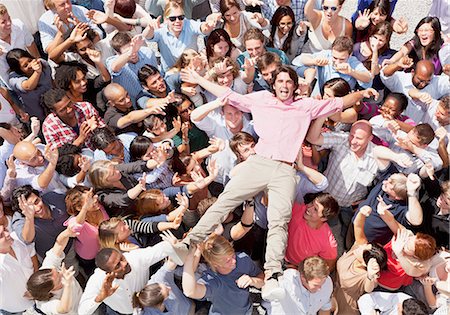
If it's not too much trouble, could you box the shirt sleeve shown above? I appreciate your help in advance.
[38,300,61,315]
[350,57,373,89]
[298,97,344,121]
[41,249,64,269]
[8,75,27,92]
[295,172,328,203]
[319,230,338,260]
[11,212,30,243]
[317,132,348,150]
[78,273,103,314]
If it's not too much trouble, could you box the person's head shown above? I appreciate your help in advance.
[138,65,167,96]
[379,92,408,120]
[220,0,241,25]
[229,131,256,162]
[89,160,122,188]
[98,217,132,250]
[65,185,101,216]
[42,88,76,122]
[321,77,351,99]
[6,48,37,77]
[129,136,154,162]
[298,256,330,293]
[321,0,345,21]
[331,36,353,66]
[403,232,436,260]
[271,65,299,102]
[303,193,339,223]
[201,234,236,274]
[399,298,429,315]
[25,268,61,301]
[368,21,392,54]
[90,127,124,156]
[136,189,172,217]
[143,115,168,135]
[164,0,185,34]
[111,32,140,63]
[171,49,203,72]
[0,122,22,145]
[367,0,391,25]
[270,6,296,53]
[13,141,45,167]
[243,28,266,59]
[11,185,47,219]
[176,94,194,122]
[435,95,450,127]
[95,247,132,279]
[362,243,388,270]
[348,120,373,156]
[0,225,13,254]
[382,173,408,200]
[212,57,240,87]
[133,283,170,309]
[412,60,435,89]
[407,123,435,148]
[221,103,244,132]
[103,83,133,112]
[63,28,98,58]
[51,0,72,20]
[0,4,12,37]
[197,197,217,217]
[114,0,137,18]
[437,180,450,213]
[54,61,88,95]
[257,52,282,85]
[414,16,442,50]
[206,28,234,61]
[56,143,83,177]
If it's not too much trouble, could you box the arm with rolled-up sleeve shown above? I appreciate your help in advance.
[302,97,344,121]
[219,89,271,113]
[380,69,403,92]
[78,272,103,315]
[316,132,348,151]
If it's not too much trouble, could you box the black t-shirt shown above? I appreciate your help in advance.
[104,106,144,135]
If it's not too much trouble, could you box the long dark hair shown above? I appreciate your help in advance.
[206,28,234,61]
[411,16,443,60]
[368,0,392,22]
[363,21,393,69]
[6,48,35,76]
[268,6,296,55]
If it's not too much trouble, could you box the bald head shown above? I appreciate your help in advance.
[13,141,44,167]
[351,120,373,135]
[349,120,373,156]
[103,83,132,111]
[415,60,435,77]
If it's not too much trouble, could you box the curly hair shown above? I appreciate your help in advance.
[56,143,82,177]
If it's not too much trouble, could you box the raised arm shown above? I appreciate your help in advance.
[405,174,423,226]
[230,200,255,241]
[182,244,207,299]
[37,145,59,190]
[304,0,322,29]
[181,68,229,97]
[306,116,326,146]
[354,206,371,245]
[190,98,226,123]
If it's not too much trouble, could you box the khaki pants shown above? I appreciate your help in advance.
[185,154,298,276]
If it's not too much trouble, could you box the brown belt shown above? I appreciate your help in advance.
[277,160,296,167]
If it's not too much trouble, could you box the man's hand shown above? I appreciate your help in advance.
[361,88,379,100]
[359,205,372,217]
[69,23,89,43]
[176,192,189,209]
[435,127,448,142]
[6,154,16,179]
[236,274,254,289]
[406,173,421,195]
[208,137,225,152]
[335,62,352,75]
[394,152,413,168]
[180,68,201,85]
[376,195,392,216]
[30,117,41,136]
[86,10,109,24]
[395,137,415,152]
[96,272,119,302]
[366,258,381,280]
[206,158,219,179]
[61,263,75,287]
[417,92,433,105]
[53,15,65,34]
[44,144,59,165]
[78,155,91,173]
[172,116,182,132]
[314,58,329,66]
[392,17,408,34]
[19,194,35,219]
[86,48,102,64]
[397,56,414,69]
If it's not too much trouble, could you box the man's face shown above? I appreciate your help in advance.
[245,39,265,59]
[52,0,72,20]
[21,146,45,167]
[301,275,327,293]
[435,102,450,126]
[25,193,47,218]
[109,87,133,112]
[236,142,255,161]
[216,70,234,87]
[103,140,124,157]
[53,95,76,123]
[261,63,279,84]
[412,70,432,89]
[304,199,326,223]
[145,73,166,95]
[331,49,350,68]
[407,129,424,148]
[348,126,372,156]
[273,72,295,102]
[0,225,13,254]
[106,250,132,279]
[222,104,243,131]
[0,13,12,35]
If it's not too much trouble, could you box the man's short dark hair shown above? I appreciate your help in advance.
[138,64,160,86]
[111,32,132,53]
[402,298,428,315]
[332,36,354,54]
[11,185,40,214]
[54,61,88,91]
[41,88,67,113]
[363,243,388,270]
[304,192,339,221]
[414,123,435,145]
[270,65,299,94]
[96,247,119,272]
[56,144,82,177]
[90,127,118,150]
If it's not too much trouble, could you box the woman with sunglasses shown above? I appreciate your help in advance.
[144,1,221,73]
[267,6,306,63]
[304,0,352,53]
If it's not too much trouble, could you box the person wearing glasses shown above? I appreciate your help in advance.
[303,0,352,53]
[143,0,221,73]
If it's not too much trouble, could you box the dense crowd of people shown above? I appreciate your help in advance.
[0,0,449,314]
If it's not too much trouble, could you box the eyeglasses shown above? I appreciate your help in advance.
[279,22,293,28]
[168,15,185,22]
[323,5,338,11]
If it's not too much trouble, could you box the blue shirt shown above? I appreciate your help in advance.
[150,19,203,72]
[311,50,373,89]
[106,47,157,106]
[199,252,261,315]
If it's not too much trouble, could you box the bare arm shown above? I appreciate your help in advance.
[405,174,423,226]
[306,116,326,146]
[182,245,207,299]
[354,206,371,245]
[304,0,321,29]
[190,98,224,123]
[230,201,254,241]
[181,68,229,97]
[37,145,59,190]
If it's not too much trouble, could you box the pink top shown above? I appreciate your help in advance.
[221,89,344,163]
[65,207,109,260]
[285,203,337,265]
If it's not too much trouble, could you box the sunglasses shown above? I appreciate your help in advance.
[168,15,185,22]
[323,5,338,11]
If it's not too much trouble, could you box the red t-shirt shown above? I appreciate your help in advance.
[285,203,337,265]
[378,241,413,290]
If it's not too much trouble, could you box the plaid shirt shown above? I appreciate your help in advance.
[43,101,105,150]
[318,132,379,207]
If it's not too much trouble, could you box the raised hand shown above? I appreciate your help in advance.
[61,263,75,287]
[44,144,59,165]
[96,271,119,302]
[160,230,179,245]
[54,15,65,34]
[86,48,102,64]
[138,172,147,190]
[151,146,168,166]
[406,173,421,195]
[30,59,42,73]
[366,258,380,280]
[419,276,437,287]
[119,242,139,252]
[418,92,433,105]
[392,228,409,256]
[359,205,372,217]
[385,120,400,134]
[208,137,225,152]
[361,88,379,100]
[214,59,234,76]
[181,122,189,141]
[30,117,40,136]
[172,116,182,132]
[335,62,352,75]
[206,158,219,179]
[176,192,189,209]
[236,274,253,289]
[395,137,414,152]
[392,17,408,34]
[6,154,16,179]
[172,172,182,186]
[164,90,177,105]
[376,195,392,216]
[19,194,35,219]
[86,10,108,24]
[81,188,97,211]
[129,34,145,56]
[180,68,201,85]
[395,152,413,168]
[357,9,371,29]
[397,56,414,69]
[423,159,435,180]
[250,12,265,25]
[69,23,89,43]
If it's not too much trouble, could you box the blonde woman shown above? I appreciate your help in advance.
[182,234,264,315]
